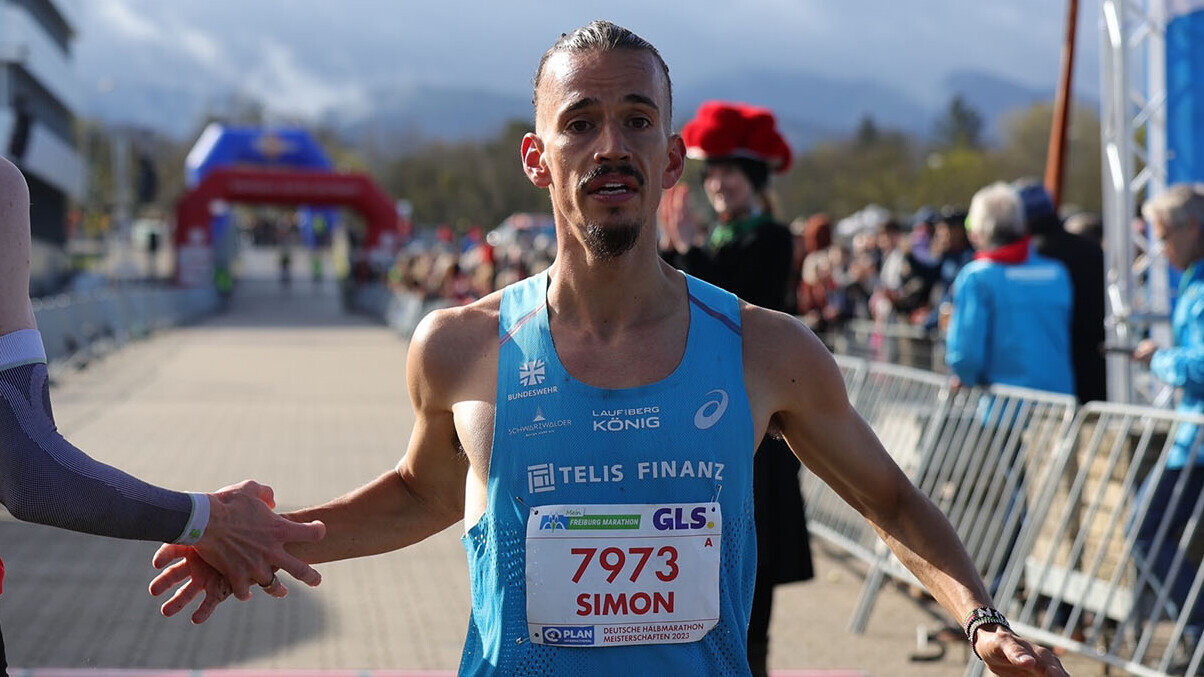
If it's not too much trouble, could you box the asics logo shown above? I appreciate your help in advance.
[693,389,729,430]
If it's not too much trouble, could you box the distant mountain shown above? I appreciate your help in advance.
[81,67,1064,152]
[333,84,533,152]
[675,69,933,150]
[941,70,1052,118]
[83,84,215,140]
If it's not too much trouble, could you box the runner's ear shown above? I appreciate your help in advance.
[662,135,686,190]
[522,134,551,189]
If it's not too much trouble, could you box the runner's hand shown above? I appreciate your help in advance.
[190,480,324,601]
[149,545,234,623]
[975,627,1070,676]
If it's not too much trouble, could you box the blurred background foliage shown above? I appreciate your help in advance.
[77,95,1102,234]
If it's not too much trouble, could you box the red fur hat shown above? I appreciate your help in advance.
[681,101,792,173]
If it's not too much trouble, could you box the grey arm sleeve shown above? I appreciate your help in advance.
[0,361,197,543]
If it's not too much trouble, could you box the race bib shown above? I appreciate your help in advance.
[525,502,722,647]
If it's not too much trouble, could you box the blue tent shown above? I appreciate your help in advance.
[183,123,340,253]
[1167,3,1204,184]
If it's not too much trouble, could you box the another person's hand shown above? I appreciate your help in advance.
[658,183,702,254]
[155,480,325,603]
[1132,339,1159,366]
[975,626,1070,676]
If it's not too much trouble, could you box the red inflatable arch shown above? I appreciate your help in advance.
[174,167,404,285]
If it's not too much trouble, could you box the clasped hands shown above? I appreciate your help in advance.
[148,480,325,624]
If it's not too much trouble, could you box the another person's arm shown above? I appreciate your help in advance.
[745,305,1067,675]
[658,184,718,280]
[0,155,324,602]
[1136,295,1204,395]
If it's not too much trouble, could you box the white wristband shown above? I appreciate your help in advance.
[175,493,211,545]
[0,329,47,370]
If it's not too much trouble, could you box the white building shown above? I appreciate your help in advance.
[1,0,84,295]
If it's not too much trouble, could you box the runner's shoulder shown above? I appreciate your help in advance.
[408,291,501,386]
[739,302,843,398]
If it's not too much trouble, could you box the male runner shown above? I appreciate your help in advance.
[153,21,1068,676]
[0,153,325,656]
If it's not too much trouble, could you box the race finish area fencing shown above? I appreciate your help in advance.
[32,285,219,370]
[815,356,1204,677]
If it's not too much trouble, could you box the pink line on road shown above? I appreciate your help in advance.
[11,672,452,677]
[18,664,866,669]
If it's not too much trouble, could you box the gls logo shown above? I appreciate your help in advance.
[519,359,546,387]
[653,506,712,530]
[694,389,729,429]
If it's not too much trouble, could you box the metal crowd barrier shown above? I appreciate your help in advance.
[820,358,1204,677]
[31,285,219,369]
[812,358,1077,635]
[807,358,948,570]
[991,402,1204,677]
[822,319,945,373]
[834,354,868,411]
[914,382,1076,609]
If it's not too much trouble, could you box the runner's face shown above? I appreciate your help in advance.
[525,49,684,260]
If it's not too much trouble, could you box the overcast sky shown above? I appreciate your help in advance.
[74,0,1104,123]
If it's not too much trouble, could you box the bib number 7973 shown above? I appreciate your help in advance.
[570,545,679,584]
[525,502,722,647]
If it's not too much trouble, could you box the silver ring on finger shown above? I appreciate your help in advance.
[259,573,278,589]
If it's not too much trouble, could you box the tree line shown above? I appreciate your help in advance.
[77,95,1103,238]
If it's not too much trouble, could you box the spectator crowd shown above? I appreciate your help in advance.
[383,187,1105,352]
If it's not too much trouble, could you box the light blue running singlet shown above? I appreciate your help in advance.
[459,270,758,676]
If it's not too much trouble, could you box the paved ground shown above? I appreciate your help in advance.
[0,258,1103,676]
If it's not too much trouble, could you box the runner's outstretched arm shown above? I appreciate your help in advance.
[151,306,472,621]
[745,304,1068,677]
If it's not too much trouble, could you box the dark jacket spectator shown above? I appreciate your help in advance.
[659,100,812,677]
[1015,181,1107,403]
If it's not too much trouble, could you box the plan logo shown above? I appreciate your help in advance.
[519,359,546,387]
[527,462,556,494]
[694,389,729,430]
[542,625,593,645]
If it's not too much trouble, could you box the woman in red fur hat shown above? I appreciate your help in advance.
[660,101,813,677]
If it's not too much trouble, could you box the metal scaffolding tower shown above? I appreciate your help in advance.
[1100,0,1173,405]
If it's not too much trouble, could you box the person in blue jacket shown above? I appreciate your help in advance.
[945,181,1075,397]
[1132,183,1204,638]
[943,181,1074,597]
